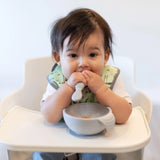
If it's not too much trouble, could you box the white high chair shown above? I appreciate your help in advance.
[0,56,152,160]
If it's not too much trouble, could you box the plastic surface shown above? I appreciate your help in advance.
[0,106,150,153]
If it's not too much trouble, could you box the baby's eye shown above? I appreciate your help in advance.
[89,53,97,57]
[69,54,77,58]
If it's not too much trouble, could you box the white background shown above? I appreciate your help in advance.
[0,0,160,104]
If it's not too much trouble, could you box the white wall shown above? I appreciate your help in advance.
[0,0,160,104]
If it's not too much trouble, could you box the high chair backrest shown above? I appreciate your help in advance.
[108,55,135,94]
[0,56,152,123]
[0,56,54,120]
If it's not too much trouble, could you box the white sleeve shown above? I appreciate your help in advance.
[41,83,56,102]
[112,76,132,104]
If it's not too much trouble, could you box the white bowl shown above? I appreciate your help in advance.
[63,103,115,135]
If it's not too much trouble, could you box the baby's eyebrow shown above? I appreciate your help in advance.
[66,47,78,52]
[87,46,101,51]
[66,48,75,52]
[66,46,101,52]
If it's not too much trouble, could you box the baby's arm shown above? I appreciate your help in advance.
[41,72,86,123]
[41,83,73,123]
[82,70,132,124]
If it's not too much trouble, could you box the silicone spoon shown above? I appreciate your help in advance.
[72,82,85,102]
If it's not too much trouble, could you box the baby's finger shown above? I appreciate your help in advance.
[75,72,87,86]
[82,70,90,81]
[80,78,87,86]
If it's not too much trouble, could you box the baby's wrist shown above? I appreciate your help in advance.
[95,84,109,96]
[64,82,75,92]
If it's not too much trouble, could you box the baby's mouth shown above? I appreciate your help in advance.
[77,68,91,72]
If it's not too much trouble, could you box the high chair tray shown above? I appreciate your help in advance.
[0,106,150,153]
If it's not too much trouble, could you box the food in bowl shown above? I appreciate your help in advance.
[82,116,91,119]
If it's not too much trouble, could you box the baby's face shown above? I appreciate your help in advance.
[59,28,109,79]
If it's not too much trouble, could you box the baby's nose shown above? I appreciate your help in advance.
[79,57,88,67]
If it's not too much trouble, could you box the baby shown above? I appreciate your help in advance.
[41,8,132,124]
[35,8,132,160]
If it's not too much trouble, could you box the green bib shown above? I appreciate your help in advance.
[47,64,120,105]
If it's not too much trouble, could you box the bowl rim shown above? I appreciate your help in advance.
[63,103,112,121]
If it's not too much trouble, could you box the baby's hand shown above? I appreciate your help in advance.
[82,70,105,94]
[67,72,86,90]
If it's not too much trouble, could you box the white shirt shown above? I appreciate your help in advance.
[41,76,132,104]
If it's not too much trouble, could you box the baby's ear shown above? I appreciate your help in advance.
[53,52,60,64]
[104,50,110,64]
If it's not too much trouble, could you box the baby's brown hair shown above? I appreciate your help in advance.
[50,8,113,57]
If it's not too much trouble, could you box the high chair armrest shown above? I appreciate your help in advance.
[0,88,24,121]
[132,88,152,123]
[0,86,41,121]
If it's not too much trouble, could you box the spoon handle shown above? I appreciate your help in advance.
[72,82,85,102]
